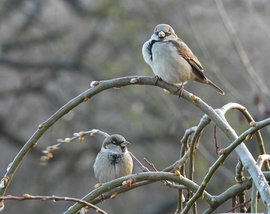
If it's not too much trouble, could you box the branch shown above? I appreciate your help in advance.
[181,101,270,212]
[220,102,269,170]
[251,154,270,212]
[0,194,106,214]
[40,129,109,164]
[204,172,270,213]
[64,171,212,214]
[1,75,270,213]
[0,76,177,197]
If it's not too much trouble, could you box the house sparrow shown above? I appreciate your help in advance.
[142,24,225,95]
[93,134,133,183]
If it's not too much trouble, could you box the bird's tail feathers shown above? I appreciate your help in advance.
[207,80,225,95]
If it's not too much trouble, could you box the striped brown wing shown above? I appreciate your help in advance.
[171,40,206,81]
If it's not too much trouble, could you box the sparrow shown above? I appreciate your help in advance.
[142,24,225,96]
[93,134,133,183]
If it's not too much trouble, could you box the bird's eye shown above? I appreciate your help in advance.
[165,32,171,36]
[111,140,124,146]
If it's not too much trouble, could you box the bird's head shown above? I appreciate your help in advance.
[152,24,177,41]
[102,134,130,153]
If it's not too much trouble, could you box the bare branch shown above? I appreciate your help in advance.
[65,171,212,214]
[0,194,107,214]
[1,76,270,213]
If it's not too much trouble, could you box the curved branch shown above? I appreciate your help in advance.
[65,171,212,214]
[204,172,270,213]
[182,101,270,212]
[1,75,270,213]
[0,76,177,197]
[221,102,269,170]
[0,194,106,214]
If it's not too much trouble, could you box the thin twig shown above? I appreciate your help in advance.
[129,152,149,172]
[226,199,251,213]
[0,194,107,214]
[40,129,109,164]
[142,157,185,189]
[144,158,158,171]
[214,125,219,155]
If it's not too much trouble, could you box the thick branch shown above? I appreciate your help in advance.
[65,171,212,214]
[1,76,270,213]
[0,76,176,197]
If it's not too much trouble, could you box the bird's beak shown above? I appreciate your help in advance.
[158,31,166,38]
[121,141,130,147]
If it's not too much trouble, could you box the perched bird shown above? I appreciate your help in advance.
[93,134,133,183]
[142,24,225,96]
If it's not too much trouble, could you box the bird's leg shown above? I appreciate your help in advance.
[154,75,162,85]
[174,83,184,98]
[99,194,105,203]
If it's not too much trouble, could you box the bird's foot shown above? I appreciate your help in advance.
[154,75,162,85]
[174,84,184,98]
[99,194,106,203]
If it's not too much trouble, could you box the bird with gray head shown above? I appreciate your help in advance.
[142,24,225,96]
[93,134,133,183]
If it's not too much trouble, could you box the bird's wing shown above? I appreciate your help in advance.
[171,40,206,80]
[142,40,157,67]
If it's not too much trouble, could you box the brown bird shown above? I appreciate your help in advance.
[142,24,225,96]
[93,134,133,183]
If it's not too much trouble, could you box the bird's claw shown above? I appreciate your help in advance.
[154,75,162,85]
[174,84,184,98]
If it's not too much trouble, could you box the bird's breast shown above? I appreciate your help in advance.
[93,150,133,183]
[108,153,123,165]
[151,41,195,84]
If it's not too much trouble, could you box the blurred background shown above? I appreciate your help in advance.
[0,0,270,213]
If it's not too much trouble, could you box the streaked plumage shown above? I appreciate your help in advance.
[142,24,225,95]
[93,134,133,183]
